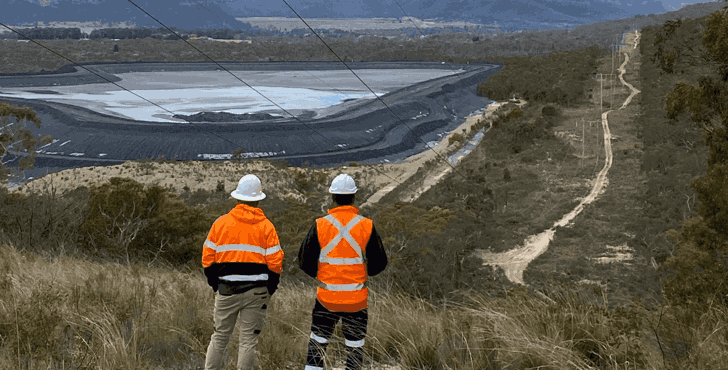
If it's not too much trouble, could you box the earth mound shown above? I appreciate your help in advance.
[173,111,277,122]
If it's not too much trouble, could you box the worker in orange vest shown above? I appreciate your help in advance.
[298,174,388,370]
[202,174,284,370]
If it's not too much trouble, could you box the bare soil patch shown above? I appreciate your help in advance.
[522,31,662,300]
[473,31,649,289]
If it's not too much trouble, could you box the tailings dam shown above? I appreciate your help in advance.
[0,61,501,178]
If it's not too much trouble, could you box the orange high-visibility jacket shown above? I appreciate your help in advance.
[315,206,374,312]
[202,204,283,293]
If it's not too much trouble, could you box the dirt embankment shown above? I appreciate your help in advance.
[361,100,518,207]
[9,98,509,210]
[1,62,501,174]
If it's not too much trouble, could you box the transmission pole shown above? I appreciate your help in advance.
[612,37,615,76]
[600,72,603,113]
[582,118,585,166]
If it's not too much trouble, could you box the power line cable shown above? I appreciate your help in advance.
[188,0,360,100]
[0,22,249,154]
[127,0,335,152]
[192,2,364,104]
[388,0,607,224]
[126,0,406,186]
[389,0,537,211]
[280,0,475,186]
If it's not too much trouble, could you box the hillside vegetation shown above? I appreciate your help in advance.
[2,4,728,369]
[1,1,725,75]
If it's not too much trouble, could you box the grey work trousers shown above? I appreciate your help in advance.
[205,286,270,370]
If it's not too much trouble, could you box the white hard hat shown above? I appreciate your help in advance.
[329,174,358,194]
[230,174,266,201]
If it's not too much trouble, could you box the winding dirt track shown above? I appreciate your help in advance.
[476,30,642,285]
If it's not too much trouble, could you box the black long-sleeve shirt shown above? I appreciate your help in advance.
[298,222,388,279]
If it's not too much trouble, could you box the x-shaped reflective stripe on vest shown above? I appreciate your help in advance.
[319,215,365,265]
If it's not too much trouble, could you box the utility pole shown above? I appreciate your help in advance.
[612,37,615,76]
[582,118,585,166]
[589,119,602,169]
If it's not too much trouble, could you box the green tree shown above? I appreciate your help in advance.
[659,5,728,306]
[0,102,52,183]
[81,177,159,265]
[81,177,213,266]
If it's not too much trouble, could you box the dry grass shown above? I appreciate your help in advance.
[10,159,388,206]
[523,31,662,302]
[3,30,727,370]
[2,243,727,369]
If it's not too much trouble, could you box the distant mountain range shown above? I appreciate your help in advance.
[1,0,250,30]
[0,0,716,31]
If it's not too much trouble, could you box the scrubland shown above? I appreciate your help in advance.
[2,8,728,369]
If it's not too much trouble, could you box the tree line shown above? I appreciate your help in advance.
[647,5,728,308]
[476,46,603,106]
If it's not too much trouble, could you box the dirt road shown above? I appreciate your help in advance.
[361,101,509,207]
[476,30,642,285]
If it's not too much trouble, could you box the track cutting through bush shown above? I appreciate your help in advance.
[477,30,642,285]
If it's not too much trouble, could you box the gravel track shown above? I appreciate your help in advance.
[476,31,642,285]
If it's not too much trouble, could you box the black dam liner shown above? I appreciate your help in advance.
[0,61,502,171]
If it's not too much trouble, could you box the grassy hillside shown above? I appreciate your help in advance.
[2,243,727,369]
[2,6,728,368]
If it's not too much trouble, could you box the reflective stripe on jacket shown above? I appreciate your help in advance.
[315,206,373,312]
[202,204,283,292]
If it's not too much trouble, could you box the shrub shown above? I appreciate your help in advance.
[80,177,213,265]
[507,106,523,120]
[268,159,289,170]
[542,105,559,117]
[291,170,328,194]
[0,184,87,255]
[448,133,464,146]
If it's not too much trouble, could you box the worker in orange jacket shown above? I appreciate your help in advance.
[298,174,388,370]
[202,174,284,370]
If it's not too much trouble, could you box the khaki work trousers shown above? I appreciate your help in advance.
[205,286,270,370]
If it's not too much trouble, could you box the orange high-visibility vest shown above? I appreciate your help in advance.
[202,204,283,280]
[316,206,373,312]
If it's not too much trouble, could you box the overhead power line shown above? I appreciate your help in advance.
[126,0,405,186]
[280,0,475,187]
[0,22,248,153]
[127,0,335,152]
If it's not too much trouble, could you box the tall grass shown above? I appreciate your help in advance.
[2,243,727,369]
